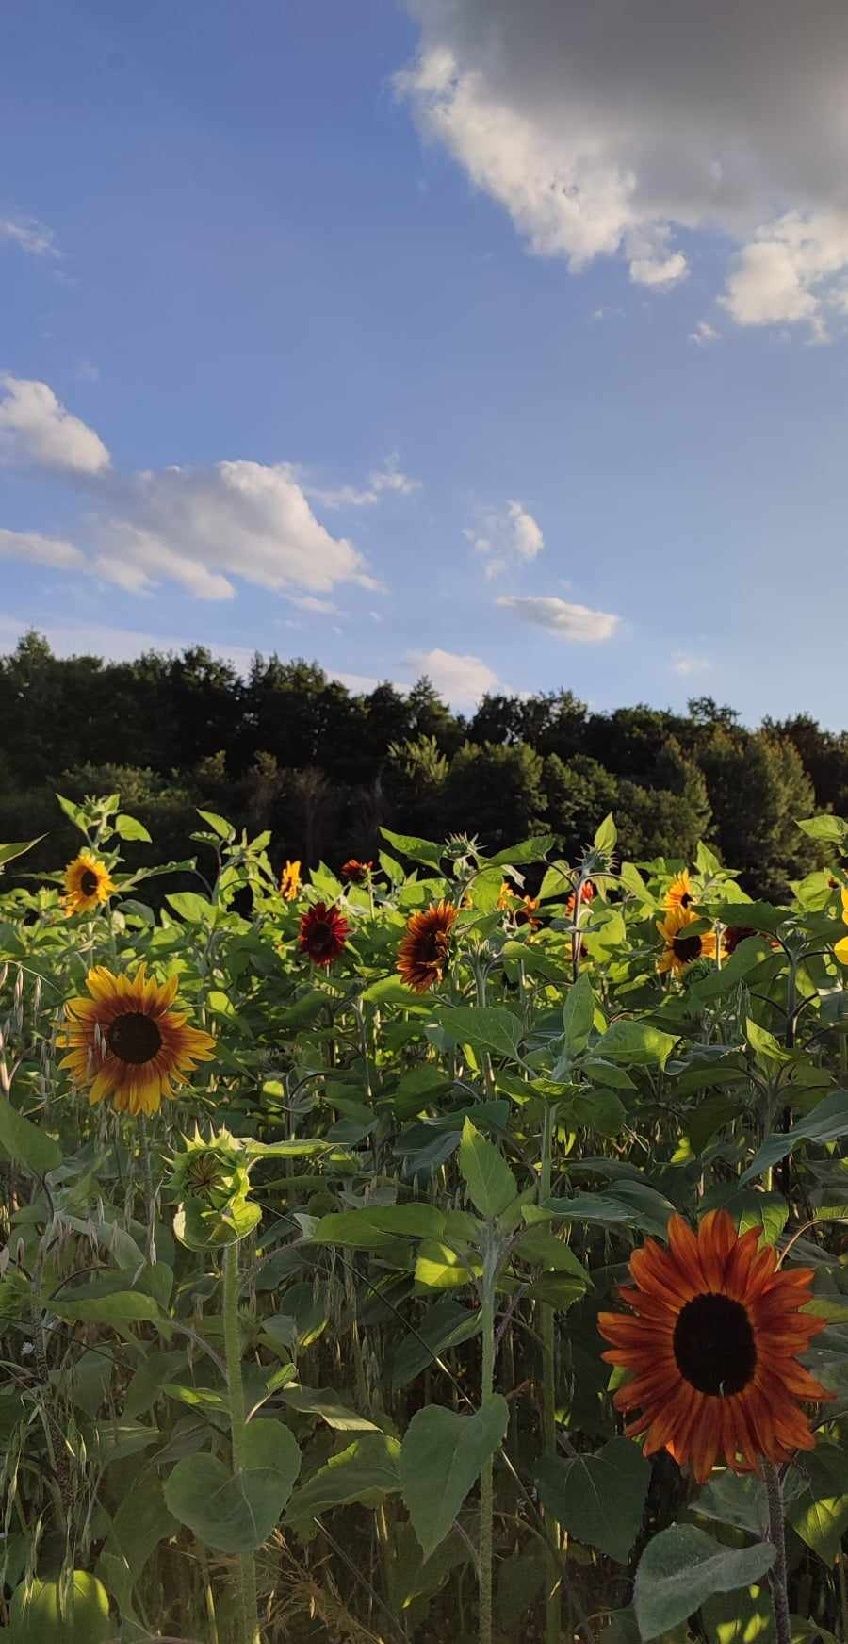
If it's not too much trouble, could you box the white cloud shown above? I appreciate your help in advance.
[309,455,420,508]
[497,594,620,642]
[408,646,498,705]
[0,376,110,474]
[399,1,848,336]
[671,651,711,676]
[289,594,339,615]
[0,527,85,569]
[0,216,56,257]
[466,498,544,579]
[689,320,720,346]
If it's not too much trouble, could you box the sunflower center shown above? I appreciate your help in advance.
[673,1293,757,1396]
[310,920,335,956]
[107,1011,162,1065]
[672,933,702,962]
[80,869,99,896]
[680,891,693,908]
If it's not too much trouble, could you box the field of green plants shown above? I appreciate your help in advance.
[5,792,848,1644]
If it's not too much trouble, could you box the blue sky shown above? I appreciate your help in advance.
[3,0,848,722]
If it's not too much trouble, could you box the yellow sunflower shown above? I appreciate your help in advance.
[59,965,215,1117]
[280,860,302,901]
[61,853,116,916]
[833,888,848,965]
[657,904,717,977]
[665,869,695,912]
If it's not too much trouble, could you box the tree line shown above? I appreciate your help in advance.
[1,631,842,897]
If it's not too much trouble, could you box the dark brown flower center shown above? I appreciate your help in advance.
[672,933,702,962]
[680,891,693,908]
[107,1011,162,1065]
[309,919,336,956]
[725,925,756,955]
[673,1293,757,1395]
[80,869,99,896]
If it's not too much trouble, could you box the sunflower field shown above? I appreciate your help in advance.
[6,795,848,1644]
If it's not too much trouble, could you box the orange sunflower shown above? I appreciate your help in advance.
[59,965,215,1117]
[396,901,458,993]
[657,904,717,976]
[665,869,695,912]
[61,853,116,916]
[280,860,302,901]
[566,879,595,915]
[598,1210,830,1483]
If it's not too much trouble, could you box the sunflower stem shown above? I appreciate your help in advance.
[222,1239,261,1644]
[479,1240,497,1644]
[762,1459,791,1644]
[139,1114,157,1267]
[540,1102,561,1644]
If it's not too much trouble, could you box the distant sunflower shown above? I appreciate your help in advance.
[665,869,695,912]
[61,853,115,917]
[59,965,215,1117]
[514,895,541,930]
[299,901,350,967]
[280,860,302,901]
[598,1209,830,1483]
[497,879,515,911]
[657,904,717,976]
[566,879,595,915]
[833,888,848,965]
[397,901,458,993]
[724,923,758,956]
[340,859,374,884]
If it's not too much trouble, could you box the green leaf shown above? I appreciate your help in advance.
[391,1299,481,1389]
[197,809,236,840]
[164,1420,301,1553]
[535,1438,650,1563]
[400,1394,509,1559]
[0,1100,61,1175]
[594,812,617,853]
[633,1524,775,1641]
[99,1469,178,1593]
[562,973,595,1056]
[787,1444,848,1564]
[489,835,555,867]
[513,1225,591,1284]
[0,837,44,868]
[797,814,848,845]
[435,1005,523,1059]
[53,1290,161,1325]
[114,813,152,843]
[599,1019,677,1068]
[285,1433,401,1531]
[56,793,88,832]
[310,1204,447,1249]
[166,891,216,924]
[280,1386,380,1431]
[8,1571,111,1643]
[459,1119,517,1219]
[380,828,444,868]
[741,1088,848,1184]
[745,1017,789,1063]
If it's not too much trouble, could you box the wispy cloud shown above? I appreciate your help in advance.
[497,594,620,642]
[308,455,420,508]
[466,499,544,580]
[0,215,56,258]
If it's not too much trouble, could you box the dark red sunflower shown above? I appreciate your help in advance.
[396,901,458,993]
[299,901,350,968]
[340,859,374,884]
[724,924,758,955]
[598,1209,830,1483]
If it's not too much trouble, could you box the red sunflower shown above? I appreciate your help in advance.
[299,901,350,968]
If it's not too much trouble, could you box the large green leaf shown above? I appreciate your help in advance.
[535,1438,650,1564]
[164,1419,301,1553]
[0,837,44,868]
[435,1005,523,1060]
[489,835,555,866]
[310,1203,447,1249]
[787,1444,848,1564]
[0,1100,61,1175]
[459,1118,517,1218]
[285,1433,401,1531]
[400,1394,509,1559]
[633,1525,775,1640]
[53,1290,161,1325]
[599,1020,677,1068]
[741,1088,848,1184]
[562,972,595,1056]
[380,828,444,868]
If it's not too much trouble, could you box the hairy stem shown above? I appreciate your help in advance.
[222,1240,260,1644]
[479,1248,497,1644]
[762,1459,791,1644]
[540,1103,561,1644]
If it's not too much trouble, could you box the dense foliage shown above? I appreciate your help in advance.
[3,631,845,900]
[5,793,848,1642]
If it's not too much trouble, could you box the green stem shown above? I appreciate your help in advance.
[479,1245,497,1644]
[222,1241,260,1644]
[540,1104,561,1644]
[762,1459,791,1644]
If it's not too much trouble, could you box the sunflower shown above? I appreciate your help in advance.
[58,965,215,1117]
[657,904,717,976]
[832,888,848,965]
[598,1210,830,1483]
[299,901,350,967]
[566,879,595,915]
[280,860,302,901]
[340,859,374,884]
[61,853,116,916]
[724,923,758,955]
[396,901,458,993]
[665,869,695,912]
